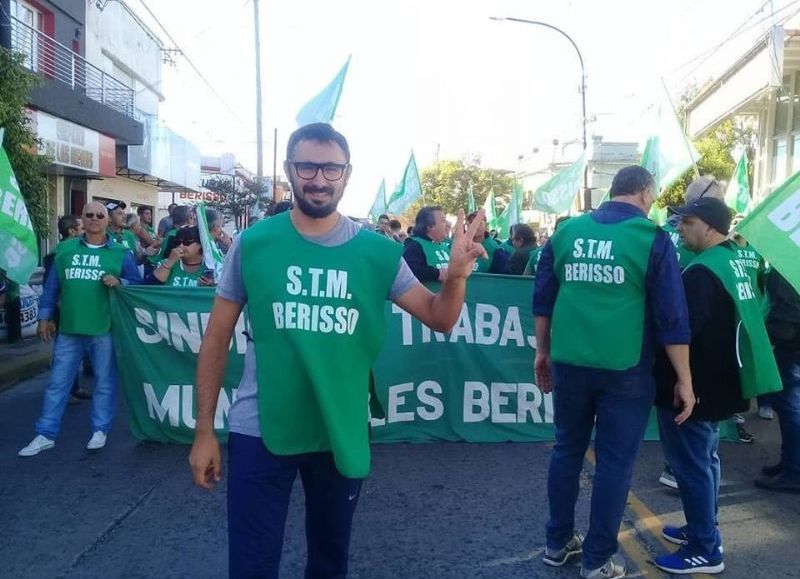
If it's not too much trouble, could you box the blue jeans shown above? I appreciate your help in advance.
[773,351,800,476]
[657,408,721,555]
[35,333,118,439]
[546,363,654,570]
[228,433,363,579]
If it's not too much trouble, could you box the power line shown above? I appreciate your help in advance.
[670,0,800,80]
[134,0,245,125]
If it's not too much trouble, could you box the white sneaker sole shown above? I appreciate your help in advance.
[658,475,679,489]
[18,442,55,457]
[654,561,725,574]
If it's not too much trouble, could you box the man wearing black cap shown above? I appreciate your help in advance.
[105,200,138,254]
[534,165,692,579]
[652,196,782,575]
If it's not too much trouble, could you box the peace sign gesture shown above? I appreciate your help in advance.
[446,209,489,279]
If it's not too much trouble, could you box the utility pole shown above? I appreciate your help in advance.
[253,0,264,180]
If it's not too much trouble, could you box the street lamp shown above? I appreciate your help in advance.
[490,16,591,211]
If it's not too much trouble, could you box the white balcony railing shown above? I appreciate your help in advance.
[10,16,135,119]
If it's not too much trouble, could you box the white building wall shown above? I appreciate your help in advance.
[84,1,163,117]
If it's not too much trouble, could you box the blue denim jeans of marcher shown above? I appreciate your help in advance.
[657,408,721,555]
[773,351,800,476]
[35,333,118,439]
[546,363,655,570]
[227,433,363,579]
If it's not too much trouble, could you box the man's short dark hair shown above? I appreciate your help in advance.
[167,203,178,214]
[286,123,350,163]
[389,219,401,231]
[610,166,655,197]
[378,213,389,221]
[513,223,535,245]
[270,200,294,216]
[136,205,151,216]
[58,215,81,239]
[205,208,222,227]
[172,205,192,227]
[412,206,443,238]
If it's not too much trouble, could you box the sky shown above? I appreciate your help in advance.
[125,0,800,216]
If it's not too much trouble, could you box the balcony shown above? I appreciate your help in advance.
[11,16,135,119]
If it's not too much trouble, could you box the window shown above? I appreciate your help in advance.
[10,1,43,72]
[773,137,787,184]
[793,135,800,174]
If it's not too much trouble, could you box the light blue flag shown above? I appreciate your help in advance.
[386,152,422,215]
[295,56,351,126]
[369,178,387,224]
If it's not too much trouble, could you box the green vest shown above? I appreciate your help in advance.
[473,237,500,273]
[143,224,156,239]
[686,244,782,399]
[550,214,657,370]
[241,213,403,478]
[524,246,543,276]
[54,237,126,335]
[107,227,137,253]
[662,222,695,269]
[165,261,204,287]
[411,236,450,269]
[733,242,765,297]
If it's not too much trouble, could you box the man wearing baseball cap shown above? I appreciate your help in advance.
[105,200,138,254]
[652,196,782,574]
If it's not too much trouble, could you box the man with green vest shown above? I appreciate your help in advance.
[662,176,724,269]
[189,123,488,579]
[652,196,781,575]
[106,201,138,254]
[466,210,510,274]
[18,202,142,457]
[534,165,693,579]
[403,205,451,282]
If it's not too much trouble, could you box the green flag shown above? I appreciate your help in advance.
[483,189,499,230]
[725,153,751,214]
[640,84,699,194]
[467,185,476,213]
[736,171,800,293]
[494,181,523,240]
[532,152,586,214]
[0,130,39,284]
[195,201,225,279]
[386,152,422,215]
[295,56,351,126]
[368,178,387,224]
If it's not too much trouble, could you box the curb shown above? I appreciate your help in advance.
[0,350,51,393]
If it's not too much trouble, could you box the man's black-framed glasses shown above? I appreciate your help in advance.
[291,162,348,181]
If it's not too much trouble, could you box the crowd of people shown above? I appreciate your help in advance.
[12,121,800,579]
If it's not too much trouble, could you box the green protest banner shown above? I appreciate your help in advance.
[737,170,800,293]
[0,130,39,284]
[109,277,736,444]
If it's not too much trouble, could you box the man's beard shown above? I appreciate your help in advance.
[293,183,340,219]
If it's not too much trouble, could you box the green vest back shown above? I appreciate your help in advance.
[166,261,204,287]
[54,237,126,335]
[550,214,657,370]
[686,244,782,399]
[662,222,695,270]
[473,237,499,273]
[411,236,450,269]
[241,213,403,478]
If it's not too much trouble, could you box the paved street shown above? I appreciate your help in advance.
[1,370,798,579]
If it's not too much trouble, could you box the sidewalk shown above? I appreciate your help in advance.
[0,337,51,392]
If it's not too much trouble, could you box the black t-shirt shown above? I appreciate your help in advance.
[654,251,749,421]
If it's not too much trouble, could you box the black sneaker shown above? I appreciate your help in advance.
[762,463,783,477]
[71,388,92,400]
[543,532,583,567]
[755,473,800,493]
[736,424,754,443]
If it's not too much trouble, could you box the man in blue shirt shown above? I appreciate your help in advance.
[533,166,693,579]
[19,202,142,457]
